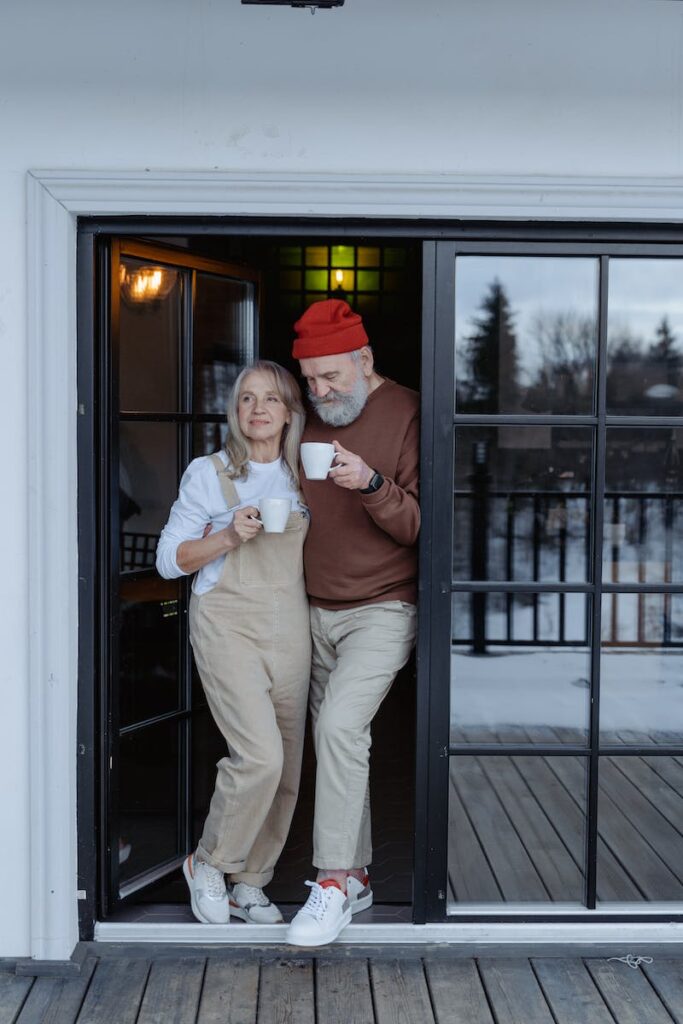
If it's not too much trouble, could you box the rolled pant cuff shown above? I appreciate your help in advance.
[313,854,373,870]
[196,842,247,876]
[229,870,274,887]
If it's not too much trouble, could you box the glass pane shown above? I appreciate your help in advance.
[604,428,683,584]
[279,246,302,266]
[607,259,683,415]
[193,273,255,415]
[455,256,598,414]
[192,420,228,459]
[384,247,407,267]
[330,269,354,292]
[119,576,182,729]
[119,422,178,561]
[451,593,590,745]
[357,246,380,267]
[357,270,380,292]
[384,271,405,292]
[305,270,328,291]
[597,755,683,902]
[453,426,592,583]
[448,755,587,907]
[601,593,683,745]
[279,270,301,290]
[305,246,328,267]
[356,295,379,315]
[192,709,226,847]
[118,257,182,413]
[331,244,354,267]
[118,719,182,887]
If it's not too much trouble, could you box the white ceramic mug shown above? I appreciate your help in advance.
[259,497,291,533]
[301,442,336,480]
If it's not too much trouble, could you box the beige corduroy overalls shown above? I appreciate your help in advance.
[189,454,311,888]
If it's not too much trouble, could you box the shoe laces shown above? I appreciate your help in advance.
[302,880,338,921]
[235,883,270,907]
[197,859,226,900]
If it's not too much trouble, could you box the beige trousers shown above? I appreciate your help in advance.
[309,600,417,869]
[189,456,310,887]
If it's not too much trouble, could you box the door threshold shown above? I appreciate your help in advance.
[94,919,683,948]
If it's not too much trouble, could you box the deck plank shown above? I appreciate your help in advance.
[15,958,96,1024]
[371,960,435,1024]
[531,958,615,1024]
[257,959,314,1024]
[448,778,502,902]
[475,755,583,901]
[644,961,683,1024]
[600,758,683,887]
[586,959,675,1024]
[450,758,548,900]
[315,960,374,1024]
[136,958,205,1024]
[0,972,34,1024]
[424,959,493,1024]
[197,958,259,1024]
[478,959,555,1024]
[75,958,150,1024]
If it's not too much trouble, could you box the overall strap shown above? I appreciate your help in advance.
[210,453,240,510]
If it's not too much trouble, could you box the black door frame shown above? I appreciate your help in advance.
[77,217,683,939]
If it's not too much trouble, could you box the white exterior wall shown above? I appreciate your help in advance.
[2,0,683,958]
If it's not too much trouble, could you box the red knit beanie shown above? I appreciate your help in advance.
[292,299,368,359]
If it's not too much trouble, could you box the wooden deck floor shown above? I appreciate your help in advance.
[4,952,683,1024]
[449,727,683,906]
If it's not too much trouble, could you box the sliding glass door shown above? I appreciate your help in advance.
[422,242,683,919]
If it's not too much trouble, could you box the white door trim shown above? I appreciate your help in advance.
[27,168,683,960]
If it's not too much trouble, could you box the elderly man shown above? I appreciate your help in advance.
[286,298,420,946]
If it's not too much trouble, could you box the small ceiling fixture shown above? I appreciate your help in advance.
[242,0,344,12]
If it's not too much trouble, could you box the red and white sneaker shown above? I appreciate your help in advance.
[346,871,373,915]
[286,880,351,946]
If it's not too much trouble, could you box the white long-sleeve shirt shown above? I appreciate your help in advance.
[156,450,304,595]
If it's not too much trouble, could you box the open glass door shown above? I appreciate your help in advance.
[101,239,259,913]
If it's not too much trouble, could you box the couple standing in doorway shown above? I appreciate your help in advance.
[156,298,420,946]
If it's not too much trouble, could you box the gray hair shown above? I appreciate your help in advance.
[224,360,305,486]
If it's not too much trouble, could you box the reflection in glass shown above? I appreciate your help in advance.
[455,257,598,414]
[601,593,683,745]
[119,576,182,729]
[597,756,683,902]
[118,719,181,887]
[193,421,228,459]
[603,429,683,584]
[119,422,178,556]
[453,426,592,583]
[448,755,587,907]
[118,257,182,413]
[193,274,255,417]
[451,593,590,744]
[607,259,683,416]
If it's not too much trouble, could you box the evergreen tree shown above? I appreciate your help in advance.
[461,279,520,412]
[648,316,681,387]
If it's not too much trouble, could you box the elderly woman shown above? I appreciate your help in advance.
[156,360,310,926]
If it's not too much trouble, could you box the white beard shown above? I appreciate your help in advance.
[309,374,369,426]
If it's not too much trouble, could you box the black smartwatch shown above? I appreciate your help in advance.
[360,470,384,494]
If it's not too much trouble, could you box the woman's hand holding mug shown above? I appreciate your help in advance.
[227,506,262,546]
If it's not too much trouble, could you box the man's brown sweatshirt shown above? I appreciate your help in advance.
[300,379,420,610]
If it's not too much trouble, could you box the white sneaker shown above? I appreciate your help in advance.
[286,880,352,947]
[183,854,230,925]
[228,882,283,924]
[346,872,373,915]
